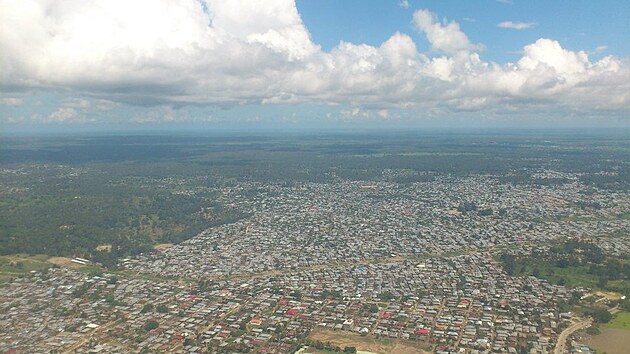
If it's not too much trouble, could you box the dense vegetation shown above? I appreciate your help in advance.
[1,130,628,264]
[500,240,630,296]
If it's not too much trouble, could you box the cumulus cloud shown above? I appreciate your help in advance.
[65,98,119,111]
[48,107,78,122]
[413,9,482,54]
[497,21,537,30]
[0,0,628,121]
[0,97,23,106]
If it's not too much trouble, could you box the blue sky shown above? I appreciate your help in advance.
[298,0,630,61]
[1,0,629,131]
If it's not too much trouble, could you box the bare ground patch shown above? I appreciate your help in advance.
[153,243,175,251]
[584,328,630,354]
[48,256,85,269]
[95,244,112,252]
[308,328,431,354]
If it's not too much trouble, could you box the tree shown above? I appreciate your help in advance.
[478,208,493,216]
[144,320,159,331]
[532,268,541,278]
[598,275,608,289]
[587,308,612,323]
[141,304,153,313]
[500,253,515,275]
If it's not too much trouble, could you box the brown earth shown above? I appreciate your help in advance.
[308,328,431,354]
[48,257,85,268]
[95,244,112,252]
[153,243,175,250]
[584,328,630,354]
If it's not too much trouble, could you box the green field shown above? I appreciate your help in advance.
[0,254,52,281]
[604,312,630,330]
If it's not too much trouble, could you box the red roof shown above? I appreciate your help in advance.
[383,312,392,318]
[286,309,298,316]
[415,328,430,335]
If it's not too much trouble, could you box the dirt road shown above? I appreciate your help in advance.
[554,318,592,354]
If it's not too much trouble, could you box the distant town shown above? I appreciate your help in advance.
[2,167,628,353]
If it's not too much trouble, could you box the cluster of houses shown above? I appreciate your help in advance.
[2,253,575,353]
[125,176,628,279]
[1,172,627,353]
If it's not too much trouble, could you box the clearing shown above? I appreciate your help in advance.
[0,254,51,281]
[308,328,431,354]
[584,328,630,354]
[95,244,112,252]
[153,243,175,250]
[603,311,630,330]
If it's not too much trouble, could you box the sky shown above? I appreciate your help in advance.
[1,0,629,131]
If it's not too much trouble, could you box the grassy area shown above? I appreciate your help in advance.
[604,312,630,330]
[0,254,53,282]
[0,254,52,273]
[509,259,600,288]
[0,254,109,282]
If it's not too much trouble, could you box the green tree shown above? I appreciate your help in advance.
[144,320,159,331]
[141,304,153,313]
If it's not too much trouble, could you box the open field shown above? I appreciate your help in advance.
[48,256,88,269]
[308,328,431,354]
[153,243,175,250]
[95,244,112,252]
[585,328,630,354]
[603,312,630,330]
[0,254,51,281]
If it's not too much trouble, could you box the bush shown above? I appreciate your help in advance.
[141,304,153,313]
[586,326,600,335]
[585,307,612,323]
[144,320,159,331]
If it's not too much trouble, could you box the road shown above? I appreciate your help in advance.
[554,318,593,354]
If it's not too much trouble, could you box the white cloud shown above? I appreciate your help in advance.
[0,0,628,122]
[0,97,23,106]
[413,9,482,55]
[399,0,410,9]
[65,98,119,111]
[497,21,537,30]
[48,107,78,122]
[132,106,181,123]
